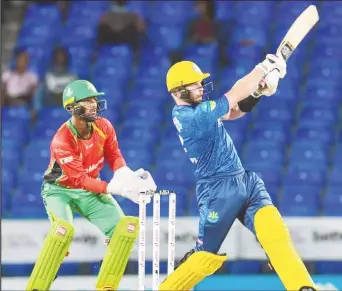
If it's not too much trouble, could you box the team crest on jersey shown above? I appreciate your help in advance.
[209,101,216,111]
[207,211,219,223]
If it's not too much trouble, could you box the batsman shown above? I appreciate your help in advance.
[160,57,318,291]
[26,80,157,291]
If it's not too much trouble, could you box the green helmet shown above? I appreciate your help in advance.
[62,80,105,108]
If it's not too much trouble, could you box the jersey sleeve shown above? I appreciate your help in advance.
[52,138,108,194]
[193,95,229,128]
[103,120,126,171]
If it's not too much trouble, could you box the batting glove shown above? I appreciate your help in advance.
[257,54,287,79]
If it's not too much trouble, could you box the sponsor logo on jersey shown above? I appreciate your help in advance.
[85,144,93,150]
[55,149,71,155]
[86,157,104,173]
[59,156,73,164]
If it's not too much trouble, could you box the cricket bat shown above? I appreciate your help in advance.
[256,5,319,93]
[276,5,319,62]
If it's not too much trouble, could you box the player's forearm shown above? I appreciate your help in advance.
[74,175,108,194]
[224,66,264,109]
[221,105,246,120]
[105,154,126,172]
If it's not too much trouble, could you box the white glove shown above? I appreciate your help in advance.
[134,168,149,179]
[106,166,157,204]
[121,172,157,204]
[258,69,281,97]
[106,166,135,195]
[257,54,287,79]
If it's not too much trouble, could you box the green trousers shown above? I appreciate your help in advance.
[41,183,124,238]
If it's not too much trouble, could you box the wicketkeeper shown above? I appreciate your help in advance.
[26,80,157,291]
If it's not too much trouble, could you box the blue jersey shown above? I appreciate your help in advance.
[172,95,244,180]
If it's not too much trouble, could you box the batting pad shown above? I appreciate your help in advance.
[96,216,139,290]
[159,251,227,291]
[26,218,74,291]
[255,206,317,291]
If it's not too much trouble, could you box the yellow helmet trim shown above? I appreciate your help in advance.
[63,96,76,107]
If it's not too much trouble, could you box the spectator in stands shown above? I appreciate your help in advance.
[1,50,38,107]
[96,0,145,52]
[187,0,217,44]
[34,47,77,110]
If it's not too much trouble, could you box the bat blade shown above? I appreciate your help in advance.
[276,5,319,61]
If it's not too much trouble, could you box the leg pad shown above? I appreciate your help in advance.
[255,206,317,291]
[159,251,227,291]
[26,218,74,291]
[96,216,139,290]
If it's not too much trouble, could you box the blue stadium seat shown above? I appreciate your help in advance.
[126,1,149,19]
[31,121,61,139]
[129,83,169,102]
[253,166,282,189]
[2,105,31,120]
[135,60,172,85]
[254,106,293,125]
[119,148,154,170]
[299,105,339,127]
[185,43,219,61]
[293,125,335,145]
[2,121,30,143]
[2,141,22,171]
[328,167,342,187]
[139,45,171,68]
[24,3,62,25]
[11,188,47,218]
[283,169,326,188]
[2,169,15,190]
[227,44,264,64]
[307,66,341,83]
[148,1,194,25]
[98,44,133,62]
[152,166,196,188]
[279,189,320,216]
[156,146,193,169]
[235,1,275,25]
[243,143,285,168]
[332,143,342,163]
[2,187,11,216]
[250,122,291,144]
[312,42,342,59]
[93,58,132,83]
[17,171,44,193]
[23,147,50,172]
[215,1,236,22]
[60,22,96,48]
[38,106,70,122]
[322,191,342,216]
[288,144,329,171]
[147,25,186,51]
[231,25,267,46]
[304,80,341,104]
